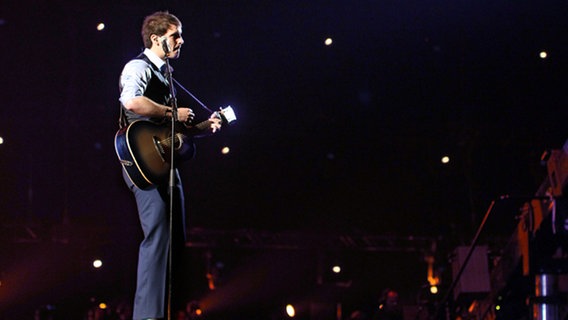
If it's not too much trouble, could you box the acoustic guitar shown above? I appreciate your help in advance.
[115,106,236,189]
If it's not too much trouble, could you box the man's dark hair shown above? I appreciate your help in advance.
[141,11,181,49]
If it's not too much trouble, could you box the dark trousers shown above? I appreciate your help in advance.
[123,169,186,320]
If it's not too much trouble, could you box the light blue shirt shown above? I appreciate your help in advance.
[119,49,167,107]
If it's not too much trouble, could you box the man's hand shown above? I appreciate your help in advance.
[209,115,222,133]
[177,107,195,123]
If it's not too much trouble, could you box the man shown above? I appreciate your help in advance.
[118,11,221,320]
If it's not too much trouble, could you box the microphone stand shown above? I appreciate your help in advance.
[163,55,176,320]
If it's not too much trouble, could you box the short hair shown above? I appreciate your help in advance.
[141,11,181,49]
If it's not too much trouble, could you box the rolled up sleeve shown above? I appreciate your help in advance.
[119,59,152,106]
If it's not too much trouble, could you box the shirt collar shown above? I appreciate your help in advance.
[143,48,165,71]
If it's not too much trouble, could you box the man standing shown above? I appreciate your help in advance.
[118,11,221,320]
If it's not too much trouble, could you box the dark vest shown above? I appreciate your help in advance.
[120,53,171,127]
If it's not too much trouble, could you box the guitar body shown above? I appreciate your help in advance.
[114,120,195,190]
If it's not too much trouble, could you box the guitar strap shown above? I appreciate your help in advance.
[118,103,128,129]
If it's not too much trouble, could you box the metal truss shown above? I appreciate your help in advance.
[186,227,436,253]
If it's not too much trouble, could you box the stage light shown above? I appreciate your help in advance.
[0,137,4,145]
[221,146,230,154]
[468,301,479,313]
[286,304,296,317]
[332,265,341,274]
[441,155,450,164]
[98,303,107,309]
[539,51,548,59]
[93,259,103,268]
[325,38,333,46]
[425,254,440,295]
[96,23,105,31]
[429,285,438,294]
[187,301,203,318]
[206,272,216,290]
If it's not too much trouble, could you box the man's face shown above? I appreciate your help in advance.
[161,24,184,59]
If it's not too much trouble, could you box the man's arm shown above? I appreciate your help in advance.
[124,96,171,118]
[124,96,194,123]
[120,59,194,122]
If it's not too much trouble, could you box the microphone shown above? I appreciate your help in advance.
[159,35,171,54]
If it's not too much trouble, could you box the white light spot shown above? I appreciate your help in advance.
[93,259,103,268]
[286,304,295,317]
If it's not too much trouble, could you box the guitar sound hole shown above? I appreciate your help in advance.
[174,134,183,150]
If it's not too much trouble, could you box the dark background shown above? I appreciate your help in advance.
[0,0,567,318]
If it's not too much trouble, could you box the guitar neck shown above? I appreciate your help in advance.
[185,106,234,133]
[179,119,215,138]
[194,119,213,131]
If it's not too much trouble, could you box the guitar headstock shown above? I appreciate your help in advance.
[216,106,237,125]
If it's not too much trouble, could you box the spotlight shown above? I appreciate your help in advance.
[96,22,105,31]
[0,136,4,145]
[285,304,296,317]
[323,256,351,285]
[186,301,203,319]
[92,259,103,268]
[539,51,548,59]
[429,285,438,294]
[221,146,230,154]
[332,265,341,274]
[324,37,333,46]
